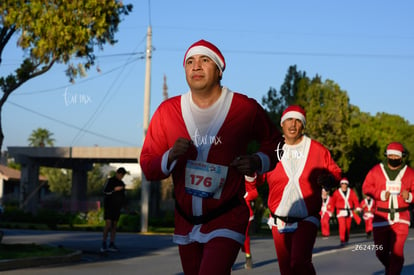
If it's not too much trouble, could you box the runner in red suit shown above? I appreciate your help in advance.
[254,105,342,275]
[330,178,361,246]
[363,142,414,275]
[241,175,259,269]
[359,195,376,239]
[140,39,283,275]
[320,188,333,237]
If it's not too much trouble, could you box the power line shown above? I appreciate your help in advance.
[12,57,144,96]
[4,35,148,148]
[7,100,137,146]
[158,46,414,60]
[225,50,414,60]
[70,34,148,146]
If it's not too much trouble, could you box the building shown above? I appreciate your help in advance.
[0,164,48,206]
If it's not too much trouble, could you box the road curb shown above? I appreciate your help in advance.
[0,250,82,271]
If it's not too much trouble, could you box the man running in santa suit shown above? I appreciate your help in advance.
[254,105,342,275]
[363,142,414,275]
[360,194,376,239]
[320,188,333,238]
[140,39,283,275]
[330,178,361,246]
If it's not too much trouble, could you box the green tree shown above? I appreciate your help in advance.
[41,164,110,198]
[0,1,133,150]
[262,65,414,199]
[41,167,72,197]
[262,65,308,124]
[87,163,106,196]
[28,127,55,147]
[346,109,414,191]
[297,79,351,171]
[262,66,351,169]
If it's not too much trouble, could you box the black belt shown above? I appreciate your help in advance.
[376,207,409,214]
[175,196,241,225]
[271,213,305,223]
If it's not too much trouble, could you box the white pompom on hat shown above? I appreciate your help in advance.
[386,142,404,157]
[280,105,306,126]
[183,39,226,72]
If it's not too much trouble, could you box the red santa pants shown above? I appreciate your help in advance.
[178,237,240,275]
[320,214,330,237]
[373,223,408,275]
[337,216,352,243]
[364,217,373,233]
[272,220,317,275]
[242,219,252,255]
[242,200,254,255]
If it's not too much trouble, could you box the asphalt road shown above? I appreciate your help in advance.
[1,228,414,274]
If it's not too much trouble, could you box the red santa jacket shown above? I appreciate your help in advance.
[262,136,342,226]
[330,187,360,218]
[140,88,282,245]
[362,163,414,227]
[359,197,376,220]
[320,195,333,218]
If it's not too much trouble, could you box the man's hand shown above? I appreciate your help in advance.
[401,190,410,200]
[168,137,193,167]
[230,154,261,176]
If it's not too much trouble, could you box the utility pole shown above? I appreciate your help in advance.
[162,74,168,101]
[141,25,152,233]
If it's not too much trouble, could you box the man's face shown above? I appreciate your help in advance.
[116,172,125,180]
[184,54,221,92]
[281,118,304,145]
[340,183,348,192]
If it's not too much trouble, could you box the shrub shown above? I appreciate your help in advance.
[118,213,140,232]
[87,209,104,225]
[149,211,174,228]
[1,206,33,223]
[36,209,65,229]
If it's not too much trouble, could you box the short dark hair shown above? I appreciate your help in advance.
[116,167,127,174]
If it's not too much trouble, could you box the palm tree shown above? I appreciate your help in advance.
[28,128,55,147]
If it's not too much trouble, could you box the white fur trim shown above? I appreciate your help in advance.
[173,226,245,245]
[185,46,225,72]
[245,174,257,182]
[387,149,402,157]
[280,111,306,126]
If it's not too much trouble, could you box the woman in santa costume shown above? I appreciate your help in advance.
[320,187,333,238]
[257,105,342,275]
[330,178,361,246]
[359,194,376,239]
[140,39,283,275]
[362,142,414,275]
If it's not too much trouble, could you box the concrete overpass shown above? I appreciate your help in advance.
[7,146,141,213]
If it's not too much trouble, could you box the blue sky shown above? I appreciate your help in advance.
[2,0,413,150]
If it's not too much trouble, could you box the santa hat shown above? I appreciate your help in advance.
[340,178,349,185]
[280,105,306,126]
[183,39,226,72]
[386,142,404,157]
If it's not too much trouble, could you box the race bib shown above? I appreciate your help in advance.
[185,160,228,199]
[386,180,401,195]
[276,218,298,233]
